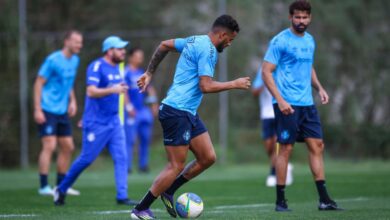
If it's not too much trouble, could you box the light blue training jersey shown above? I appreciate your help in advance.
[38,50,79,114]
[264,28,316,106]
[162,35,218,115]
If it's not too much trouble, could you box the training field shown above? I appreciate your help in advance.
[0,160,389,220]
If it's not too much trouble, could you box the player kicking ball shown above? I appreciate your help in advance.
[130,15,251,219]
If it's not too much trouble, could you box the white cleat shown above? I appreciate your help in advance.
[286,163,294,186]
[66,187,80,196]
[266,175,277,187]
[38,185,54,196]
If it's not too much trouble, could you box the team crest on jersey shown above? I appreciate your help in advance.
[281,130,290,140]
[45,125,53,134]
[183,130,191,142]
[87,132,95,142]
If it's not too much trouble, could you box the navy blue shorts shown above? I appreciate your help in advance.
[261,118,276,140]
[38,110,72,138]
[159,104,207,146]
[273,104,323,144]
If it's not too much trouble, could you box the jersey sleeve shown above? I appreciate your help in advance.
[252,69,264,89]
[197,44,215,77]
[38,56,53,79]
[264,37,284,65]
[174,38,187,53]
[86,61,101,86]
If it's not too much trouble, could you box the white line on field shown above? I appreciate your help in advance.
[91,208,165,215]
[0,214,37,218]
[215,203,273,209]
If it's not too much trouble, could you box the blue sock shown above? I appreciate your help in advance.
[270,167,276,175]
[39,174,48,188]
[57,173,66,186]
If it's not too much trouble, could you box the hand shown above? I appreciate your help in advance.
[278,99,295,115]
[234,77,251,90]
[128,109,136,117]
[318,88,329,104]
[137,72,152,93]
[111,83,129,94]
[68,101,77,117]
[34,109,46,124]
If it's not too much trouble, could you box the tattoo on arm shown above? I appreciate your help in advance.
[146,47,168,74]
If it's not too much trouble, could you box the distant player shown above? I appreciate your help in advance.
[54,36,137,206]
[262,0,342,211]
[124,47,159,174]
[33,30,82,196]
[252,69,293,187]
[130,15,251,219]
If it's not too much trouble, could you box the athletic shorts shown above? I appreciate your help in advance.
[273,104,323,144]
[261,118,276,140]
[159,104,207,146]
[38,110,72,137]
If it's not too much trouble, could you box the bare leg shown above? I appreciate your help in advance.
[57,137,75,174]
[305,138,325,180]
[275,143,293,185]
[264,135,277,169]
[38,136,57,175]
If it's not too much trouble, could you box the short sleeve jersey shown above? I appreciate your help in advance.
[252,69,275,119]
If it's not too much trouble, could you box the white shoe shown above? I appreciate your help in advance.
[38,185,54,196]
[66,187,80,196]
[286,163,294,186]
[266,175,276,187]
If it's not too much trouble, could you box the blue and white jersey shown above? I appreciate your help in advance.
[162,35,218,115]
[83,58,123,126]
[38,50,79,114]
[125,67,147,111]
[252,69,274,119]
[264,28,315,106]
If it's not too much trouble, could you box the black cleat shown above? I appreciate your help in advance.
[275,200,291,212]
[117,198,139,206]
[161,192,177,218]
[318,199,343,211]
[53,188,66,206]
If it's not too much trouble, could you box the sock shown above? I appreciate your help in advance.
[270,167,276,176]
[165,175,189,195]
[135,191,157,211]
[315,180,331,202]
[39,174,48,188]
[56,173,66,186]
[276,185,286,203]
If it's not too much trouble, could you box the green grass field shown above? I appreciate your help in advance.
[1,160,389,220]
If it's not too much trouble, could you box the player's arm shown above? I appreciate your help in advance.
[124,91,136,117]
[199,76,250,93]
[33,76,47,124]
[68,89,77,117]
[86,83,128,98]
[137,39,177,92]
[311,67,329,104]
[262,61,294,115]
[252,71,265,97]
[146,85,159,117]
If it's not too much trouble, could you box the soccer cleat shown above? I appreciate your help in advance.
[161,192,177,218]
[64,187,80,196]
[130,208,155,220]
[53,188,66,206]
[266,175,276,187]
[275,200,291,212]
[116,198,139,205]
[318,200,343,211]
[38,185,54,196]
[286,163,294,186]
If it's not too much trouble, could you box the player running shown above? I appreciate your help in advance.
[262,0,342,211]
[54,36,137,206]
[130,15,251,219]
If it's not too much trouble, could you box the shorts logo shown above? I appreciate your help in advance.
[87,132,95,142]
[45,126,53,134]
[183,130,190,142]
[281,130,290,140]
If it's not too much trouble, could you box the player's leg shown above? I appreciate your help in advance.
[125,114,137,173]
[262,118,277,186]
[138,116,153,173]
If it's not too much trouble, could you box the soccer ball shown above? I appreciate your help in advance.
[175,192,204,218]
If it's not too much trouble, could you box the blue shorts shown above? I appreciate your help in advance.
[38,110,72,137]
[273,104,323,144]
[159,104,207,146]
[261,118,276,140]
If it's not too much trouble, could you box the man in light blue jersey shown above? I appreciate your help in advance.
[262,0,341,212]
[130,15,251,220]
[124,47,158,174]
[54,36,137,206]
[34,30,82,196]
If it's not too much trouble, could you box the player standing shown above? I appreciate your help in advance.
[262,0,342,211]
[34,30,82,196]
[130,15,251,219]
[54,36,137,206]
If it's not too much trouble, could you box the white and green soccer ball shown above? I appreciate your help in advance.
[175,192,204,218]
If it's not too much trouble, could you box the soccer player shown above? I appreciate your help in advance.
[130,15,251,220]
[124,47,159,174]
[252,69,293,187]
[262,0,342,211]
[54,36,137,206]
[34,30,82,196]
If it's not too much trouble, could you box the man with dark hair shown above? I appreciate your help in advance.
[130,14,250,219]
[54,36,137,206]
[34,30,82,196]
[262,0,342,211]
